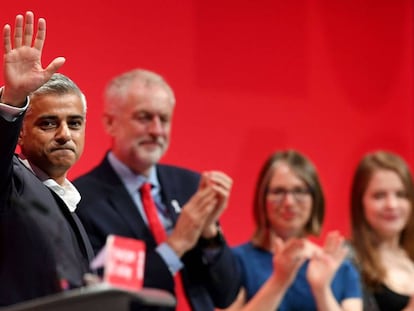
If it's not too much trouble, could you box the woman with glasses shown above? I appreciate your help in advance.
[221,150,362,311]
[350,151,414,311]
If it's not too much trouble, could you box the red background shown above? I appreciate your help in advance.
[1,1,413,246]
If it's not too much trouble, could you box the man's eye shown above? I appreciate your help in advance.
[68,120,83,129]
[38,120,57,129]
[160,116,170,124]
[136,114,152,123]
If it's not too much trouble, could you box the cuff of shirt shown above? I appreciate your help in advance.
[156,242,183,275]
[0,87,29,121]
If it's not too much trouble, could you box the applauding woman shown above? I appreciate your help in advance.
[222,150,362,311]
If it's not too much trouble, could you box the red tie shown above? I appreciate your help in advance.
[139,183,192,311]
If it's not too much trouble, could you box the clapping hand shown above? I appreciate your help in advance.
[200,171,233,238]
[306,231,348,290]
[167,173,218,257]
[272,237,308,287]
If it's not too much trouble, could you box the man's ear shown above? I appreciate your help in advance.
[102,113,114,136]
[18,128,25,146]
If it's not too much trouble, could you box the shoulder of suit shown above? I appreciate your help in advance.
[157,163,200,176]
[73,155,113,185]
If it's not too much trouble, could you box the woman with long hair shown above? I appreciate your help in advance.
[350,151,414,311]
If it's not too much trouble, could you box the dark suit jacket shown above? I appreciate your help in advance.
[0,113,92,306]
[74,154,241,310]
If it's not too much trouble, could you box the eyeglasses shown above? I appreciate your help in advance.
[267,187,311,204]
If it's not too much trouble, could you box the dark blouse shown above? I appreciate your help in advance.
[374,284,409,311]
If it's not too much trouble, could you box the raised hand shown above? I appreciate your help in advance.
[2,11,65,105]
[271,237,308,287]
[306,231,348,290]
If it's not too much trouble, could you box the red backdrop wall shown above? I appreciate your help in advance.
[1,0,413,246]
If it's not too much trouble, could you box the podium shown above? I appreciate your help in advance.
[0,284,176,311]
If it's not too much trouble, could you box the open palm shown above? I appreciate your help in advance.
[2,12,64,104]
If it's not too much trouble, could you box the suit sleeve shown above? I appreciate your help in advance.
[0,104,62,305]
[183,238,242,308]
[0,113,24,209]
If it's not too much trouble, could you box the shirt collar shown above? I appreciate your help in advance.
[107,152,160,194]
[18,154,81,212]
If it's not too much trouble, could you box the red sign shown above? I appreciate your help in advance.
[104,235,146,291]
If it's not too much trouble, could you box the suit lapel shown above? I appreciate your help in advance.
[157,165,182,224]
[98,158,156,243]
[49,190,94,264]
